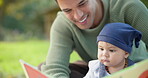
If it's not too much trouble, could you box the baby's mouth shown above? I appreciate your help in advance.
[101,59,110,63]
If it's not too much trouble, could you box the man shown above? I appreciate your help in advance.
[41,0,148,78]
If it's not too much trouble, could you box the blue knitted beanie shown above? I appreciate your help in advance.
[97,23,142,54]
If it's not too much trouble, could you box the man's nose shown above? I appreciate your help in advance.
[74,9,83,21]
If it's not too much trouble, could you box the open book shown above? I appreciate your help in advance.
[104,59,148,78]
[19,59,48,78]
[20,59,148,78]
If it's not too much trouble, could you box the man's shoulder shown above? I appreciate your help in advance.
[109,0,140,8]
[110,0,138,4]
[108,0,141,22]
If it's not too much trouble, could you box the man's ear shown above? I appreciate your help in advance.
[124,52,129,58]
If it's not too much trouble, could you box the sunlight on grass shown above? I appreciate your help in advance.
[0,40,49,77]
[0,40,81,78]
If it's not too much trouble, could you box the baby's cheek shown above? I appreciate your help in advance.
[97,54,101,60]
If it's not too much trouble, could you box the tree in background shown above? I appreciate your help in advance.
[141,0,148,8]
[0,0,54,41]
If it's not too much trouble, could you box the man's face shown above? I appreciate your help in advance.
[57,0,103,29]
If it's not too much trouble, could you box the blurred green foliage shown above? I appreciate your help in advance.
[0,0,56,41]
[141,0,148,8]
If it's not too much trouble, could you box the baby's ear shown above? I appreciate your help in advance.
[124,52,129,58]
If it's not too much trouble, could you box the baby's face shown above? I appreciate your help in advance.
[97,41,129,67]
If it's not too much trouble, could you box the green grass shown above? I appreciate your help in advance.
[0,40,81,78]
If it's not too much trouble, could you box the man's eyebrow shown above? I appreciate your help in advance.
[78,0,85,5]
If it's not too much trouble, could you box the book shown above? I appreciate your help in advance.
[19,59,48,78]
[20,59,148,78]
[104,59,148,78]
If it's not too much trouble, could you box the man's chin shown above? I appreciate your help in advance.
[76,25,91,29]
[79,27,90,30]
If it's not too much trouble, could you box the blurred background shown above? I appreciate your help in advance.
[0,0,147,78]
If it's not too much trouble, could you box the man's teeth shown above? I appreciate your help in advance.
[79,16,87,23]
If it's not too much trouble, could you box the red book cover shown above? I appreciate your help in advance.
[20,59,48,78]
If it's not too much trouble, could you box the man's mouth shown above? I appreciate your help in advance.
[78,14,88,24]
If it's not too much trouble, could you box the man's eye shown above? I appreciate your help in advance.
[63,9,72,13]
[78,1,88,7]
[79,3,85,7]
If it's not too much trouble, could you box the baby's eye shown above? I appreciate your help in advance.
[99,48,104,51]
[109,50,116,52]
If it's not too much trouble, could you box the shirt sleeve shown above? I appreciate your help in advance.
[41,12,74,78]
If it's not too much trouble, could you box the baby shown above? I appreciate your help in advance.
[84,23,142,78]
